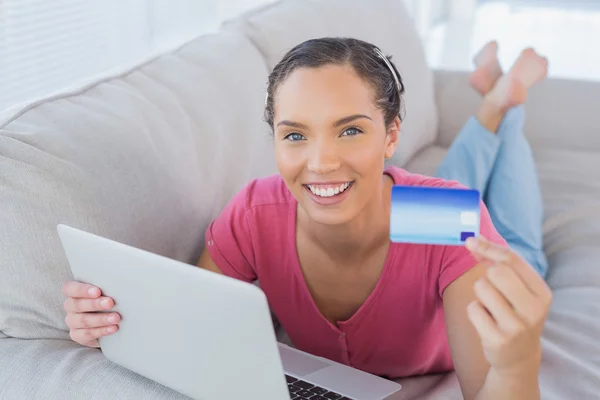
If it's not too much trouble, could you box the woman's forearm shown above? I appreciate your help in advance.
[474,366,540,400]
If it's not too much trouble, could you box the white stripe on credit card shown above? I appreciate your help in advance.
[460,211,478,226]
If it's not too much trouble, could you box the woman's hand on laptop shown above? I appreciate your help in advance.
[62,281,121,348]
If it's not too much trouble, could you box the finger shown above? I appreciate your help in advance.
[486,266,539,325]
[62,281,102,299]
[474,277,526,334]
[467,237,552,299]
[468,250,486,264]
[65,312,120,330]
[498,255,551,301]
[64,297,114,313]
[467,300,504,345]
[466,236,514,264]
[70,325,118,347]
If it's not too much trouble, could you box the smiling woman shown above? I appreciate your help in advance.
[63,36,553,400]
[264,38,405,226]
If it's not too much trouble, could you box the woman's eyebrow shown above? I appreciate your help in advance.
[333,114,373,127]
[276,114,372,129]
[276,120,308,129]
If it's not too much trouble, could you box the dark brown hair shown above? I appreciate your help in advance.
[264,37,405,130]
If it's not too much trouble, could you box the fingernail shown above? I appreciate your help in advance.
[467,301,479,311]
[88,287,99,296]
[474,279,484,290]
[107,314,117,324]
[100,299,110,308]
[465,237,478,249]
[106,326,117,333]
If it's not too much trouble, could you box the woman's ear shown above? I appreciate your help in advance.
[384,116,401,159]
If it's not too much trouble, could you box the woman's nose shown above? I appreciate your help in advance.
[307,140,340,175]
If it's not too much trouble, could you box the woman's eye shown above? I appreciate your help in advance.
[284,133,306,141]
[341,127,363,136]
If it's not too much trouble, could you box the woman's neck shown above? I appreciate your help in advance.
[299,174,393,263]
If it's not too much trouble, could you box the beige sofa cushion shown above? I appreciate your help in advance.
[0,30,275,340]
[226,0,439,167]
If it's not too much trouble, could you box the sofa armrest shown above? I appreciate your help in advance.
[0,338,190,400]
[432,69,600,152]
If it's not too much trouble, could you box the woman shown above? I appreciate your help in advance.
[63,38,552,399]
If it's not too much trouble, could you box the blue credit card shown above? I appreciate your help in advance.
[390,185,481,246]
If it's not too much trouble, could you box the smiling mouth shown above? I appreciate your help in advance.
[303,181,355,198]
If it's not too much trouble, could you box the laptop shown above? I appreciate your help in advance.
[57,224,402,400]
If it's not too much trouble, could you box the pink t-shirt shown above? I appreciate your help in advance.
[205,166,506,379]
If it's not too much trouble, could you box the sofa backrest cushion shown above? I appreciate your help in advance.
[0,31,276,339]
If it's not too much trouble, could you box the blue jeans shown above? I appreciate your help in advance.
[435,106,548,277]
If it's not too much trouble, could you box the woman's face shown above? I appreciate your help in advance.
[273,64,400,226]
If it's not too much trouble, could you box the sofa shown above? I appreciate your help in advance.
[1,0,599,399]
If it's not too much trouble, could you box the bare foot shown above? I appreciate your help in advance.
[485,47,548,110]
[469,41,503,96]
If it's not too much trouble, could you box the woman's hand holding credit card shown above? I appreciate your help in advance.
[390,184,552,379]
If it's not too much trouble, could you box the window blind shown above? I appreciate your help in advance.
[0,0,274,112]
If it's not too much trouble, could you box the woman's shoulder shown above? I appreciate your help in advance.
[234,174,294,211]
[209,174,292,245]
[385,165,467,190]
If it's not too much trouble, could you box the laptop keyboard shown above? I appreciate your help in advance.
[286,374,354,399]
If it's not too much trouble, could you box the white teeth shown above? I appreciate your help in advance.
[307,182,352,198]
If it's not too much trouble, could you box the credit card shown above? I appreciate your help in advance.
[390,185,481,246]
